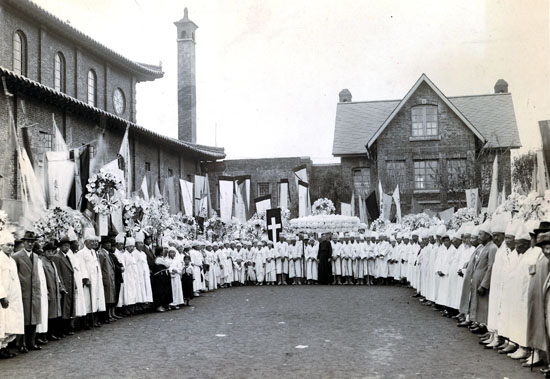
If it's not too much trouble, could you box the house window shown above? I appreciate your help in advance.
[39,131,53,151]
[89,145,96,158]
[87,70,97,106]
[353,168,371,196]
[145,162,151,172]
[257,182,270,197]
[386,161,407,190]
[13,30,27,75]
[414,160,439,190]
[412,105,438,137]
[54,52,66,93]
[168,168,174,177]
[447,159,468,189]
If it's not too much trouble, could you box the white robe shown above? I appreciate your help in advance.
[264,247,276,282]
[114,248,127,307]
[434,245,453,307]
[0,252,24,337]
[190,249,204,292]
[76,247,106,313]
[136,250,153,302]
[305,244,318,281]
[289,244,303,278]
[36,259,49,333]
[169,256,184,305]
[331,241,342,276]
[123,250,139,305]
[487,243,510,332]
[254,247,266,282]
[67,250,88,316]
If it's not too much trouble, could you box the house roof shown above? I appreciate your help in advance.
[0,65,225,161]
[332,77,521,156]
[3,0,164,82]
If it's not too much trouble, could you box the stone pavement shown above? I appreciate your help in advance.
[1,285,541,379]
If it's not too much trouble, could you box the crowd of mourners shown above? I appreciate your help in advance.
[2,217,550,377]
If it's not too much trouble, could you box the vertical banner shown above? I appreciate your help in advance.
[350,191,356,217]
[294,164,311,216]
[179,179,194,216]
[392,185,402,224]
[266,208,282,243]
[341,203,351,216]
[165,176,178,214]
[255,195,272,215]
[378,180,383,214]
[45,151,74,208]
[382,193,393,220]
[194,175,206,216]
[358,194,367,223]
[278,179,289,211]
[140,176,149,201]
[487,155,499,213]
[465,188,479,214]
[438,207,455,224]
[234,176,249,223]
[102,159,124,233]
[537,149,547,196]
[298,180,309,218]
[366,191,380,221]
[118,125,132,198]
[218,176,235,222]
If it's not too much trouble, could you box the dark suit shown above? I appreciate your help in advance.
[97,248,116,305]
[12,249,42,347]
[40,256,64,319]
[469,241,497,324]
[51,251,75,319]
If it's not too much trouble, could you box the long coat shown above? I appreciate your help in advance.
[469,241,497,324]
[526,254,550,351]
[97,248,116,305]
[0,252,24,335]
[12,250,42,325]
[459,245,482,315]
[40,256,64,319]
[51,251,76,319]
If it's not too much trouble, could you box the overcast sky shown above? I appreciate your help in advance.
[34,0,550,162]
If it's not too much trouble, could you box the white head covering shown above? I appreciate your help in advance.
[83,228,98,241]
[515,223,531,241]
[126,237,136,247]
[436,225,447,237]
[0,230,14,245]
[491,214,509,234]
[505,221,518,237]
[135,231,145,243]
[115,233,125,244]
[478,220,492,236]
[68,227,78,242]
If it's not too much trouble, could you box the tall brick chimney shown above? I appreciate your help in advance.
[494,79,509,94]
[174,8,198,143]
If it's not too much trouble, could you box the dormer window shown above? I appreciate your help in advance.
[412,105,438,136]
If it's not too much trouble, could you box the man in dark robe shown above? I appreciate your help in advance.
[40,242,64,341]
[97,236,116,323]
[317,233,333,285]
[51,237,76,337]
[143,233,156,269]
[457,228,482,326]
[12,231,42,353]
[108,236,124,319]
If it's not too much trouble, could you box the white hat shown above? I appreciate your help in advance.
[478,220,492,235]
[505,221,518,237]
[436,225,447,237]
[515,223,531,241]
[491,214,509,234]
[126,237,135,246]
[135,231,145,243]
[68,227,78,242]
[83,228,98,241]
[115,233,125,244]
[461,223,473,236]
[0,230,14,245]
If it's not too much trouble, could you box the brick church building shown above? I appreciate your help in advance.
[0,0,224,218]
[333,74,521,214]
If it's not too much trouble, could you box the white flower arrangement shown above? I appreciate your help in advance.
[122,197,146,233]
[85,169,124,215]
[0,210,8,231]
[447,208,478,230]
[311,198,336,216]
[401,213,442,231]
[165,213,197,240]
[141,198,170,242]
[34,207,75,241]
[516,192,550,221]
[289,214,360,234]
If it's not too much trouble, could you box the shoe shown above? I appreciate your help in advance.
[0,348,14,359]
[540,366,550,374]
[472,326,487,335]
[523,360,543,368]
[479,331,491,340]
[36,338,48,345]
[29,344,42,351]
[48,335,60,341]
[499,343,517,354]
[486,337,502,348]
[18,346,29,354]
[508,347,530,360]
[457,321,471,327]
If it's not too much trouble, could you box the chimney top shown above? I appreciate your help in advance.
[494,79,509,94]
[339,89,352,103]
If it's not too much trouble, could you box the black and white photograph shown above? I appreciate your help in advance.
[0,0,549,378]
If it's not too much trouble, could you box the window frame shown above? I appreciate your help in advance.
[257,182,270,197]
[411,105,438,137]
[352,167,371,196]
[414,160,439,190]
[386,160,407,190]
[145,162,151,172]
[13,30,27,75]
[447,159,468,189]
[54,52,66,93]
[87,69,97,107]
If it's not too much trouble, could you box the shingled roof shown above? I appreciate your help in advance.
[3,0,164,82]
[0,66,225,161]
[332,77,521,156]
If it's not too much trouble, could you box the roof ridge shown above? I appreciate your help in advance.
[338,99,401,105]
[448,93,511,99]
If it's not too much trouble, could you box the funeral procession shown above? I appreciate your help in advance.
[0,0,549,378]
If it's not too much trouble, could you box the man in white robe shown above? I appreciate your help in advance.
[0,230,24,359]
[190,241,204,296]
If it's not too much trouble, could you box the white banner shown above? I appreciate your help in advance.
[45,151,74,208]
[140,176,149,201]
[101,159,124,233]
[382,193,393,221]
[180,179,194,216]
[392,185,402,224]
[165,176,178,215]
[194,175,207,217]
[278,181,289,211]
[350,191,355,217]
[234,178,248,223]
[358,194,367,223]
[341,202,351,216]
[487,155,499,213]
[118,126,132,198]
[298,181,309,218]
[465,188,479,213]
[294,166,311,216]
[219,177,234,222]
[255,196,272,215]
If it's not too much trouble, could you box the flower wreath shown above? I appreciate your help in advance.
[85,169,124,215]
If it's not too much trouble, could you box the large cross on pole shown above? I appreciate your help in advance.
[268,217,281,242]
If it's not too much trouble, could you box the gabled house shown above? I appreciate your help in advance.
[332,74,521,215]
